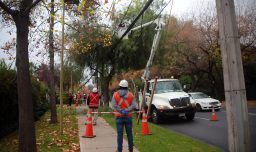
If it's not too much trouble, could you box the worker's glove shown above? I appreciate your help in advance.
[121,110,129,115]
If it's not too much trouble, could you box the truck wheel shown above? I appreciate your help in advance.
[185,113,195,121]
[196,104,202,112]
[152,109,160,124]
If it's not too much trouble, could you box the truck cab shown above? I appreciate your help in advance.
[141,79,196,123]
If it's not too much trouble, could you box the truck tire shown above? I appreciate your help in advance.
[196,104,202,112]
[152,108,160,124]
[185,113,195,121]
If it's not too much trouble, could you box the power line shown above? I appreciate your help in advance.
[112,0,133,36]
[162,0,174,44]
[148,0,173,28]
[131,0,172,53]
[105,0,116,18]
[119,0,132,24]
[110,0,154,52]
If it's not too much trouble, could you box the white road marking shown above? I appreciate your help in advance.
[195,117,210,121]
[248,113,256,116]
[221,110,256,116]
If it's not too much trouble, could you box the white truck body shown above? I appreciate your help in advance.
[139,79,196,123]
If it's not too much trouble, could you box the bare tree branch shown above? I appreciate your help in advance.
[41,0,50,12]
[0,0,15,15]
[24,0,43,14]
[89,64,103,75]
[31,18,48,34]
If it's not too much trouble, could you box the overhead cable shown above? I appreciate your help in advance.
[110,0,154,52]
[148,0,173,28]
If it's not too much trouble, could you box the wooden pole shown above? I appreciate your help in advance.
[59,1,65,135]
[71,70,73,93]
[146,77,158,117]
[137,79,148,124]
[216,0,250,151]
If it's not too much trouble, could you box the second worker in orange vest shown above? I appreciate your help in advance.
[87,87,101,125]
[111,80,137,152]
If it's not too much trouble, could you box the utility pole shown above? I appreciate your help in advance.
[60,0,79,135]
[71,70,73,93]
[60,0,65,135]
[216,0,250,151]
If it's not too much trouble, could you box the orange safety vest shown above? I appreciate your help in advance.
[114,91,133,117]
[88,93,100,108]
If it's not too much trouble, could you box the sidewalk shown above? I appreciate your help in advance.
[77,107,139,152]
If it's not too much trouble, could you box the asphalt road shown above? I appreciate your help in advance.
[159,108,256,152]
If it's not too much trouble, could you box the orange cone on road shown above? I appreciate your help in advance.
[210,107,218,121]
[141,110,152,135]
[82,110,96,138]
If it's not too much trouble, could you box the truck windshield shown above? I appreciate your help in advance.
[155,81,183,93]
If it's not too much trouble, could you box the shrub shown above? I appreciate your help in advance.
[0,61,49,138]
[0,61,18,138]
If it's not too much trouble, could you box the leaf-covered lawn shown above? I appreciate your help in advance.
[0,105,80,152]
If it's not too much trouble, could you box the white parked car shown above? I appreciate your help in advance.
[188,92,221,111]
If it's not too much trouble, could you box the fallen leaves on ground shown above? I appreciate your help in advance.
[36,105,80,151]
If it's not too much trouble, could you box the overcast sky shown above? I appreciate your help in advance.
[0,0,255,66]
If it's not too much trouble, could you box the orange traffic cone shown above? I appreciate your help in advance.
[210,107,218,121]
[141,110,152,135]
[82,110,96,138]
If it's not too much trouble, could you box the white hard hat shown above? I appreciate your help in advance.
[119,80,128,88]
[92,88,98,93]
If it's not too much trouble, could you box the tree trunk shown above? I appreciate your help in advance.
[14,12,37,152]
[49,0,57,124]
[102,76,111,106]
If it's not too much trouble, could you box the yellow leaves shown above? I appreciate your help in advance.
[77,0,85,12]
[63,143,80,152]
[89,9,95,15]
[103,33,113,47]
[49,130,58,137]
[60,15,65,26]
[60,0,64,6]
[210,46,221,60]
[34,107,80,151]
[12,139,18,145]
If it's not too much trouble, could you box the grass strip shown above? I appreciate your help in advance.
[100,107,223,152]
[0,105,80,152]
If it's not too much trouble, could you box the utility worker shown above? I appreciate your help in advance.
[68,92,73,106]
[111,80,136,152]
[83,93,87,105]
[76,91,81,105]
[87,87,100,125]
